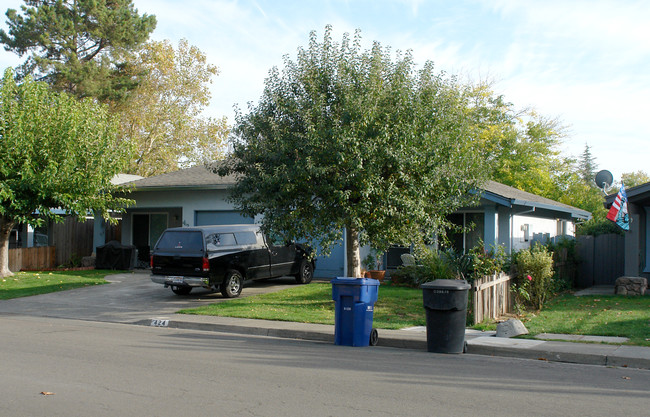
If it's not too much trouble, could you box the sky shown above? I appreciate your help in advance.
[1,0,648,182]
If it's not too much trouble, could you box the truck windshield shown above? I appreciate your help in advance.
[155,231,203,251]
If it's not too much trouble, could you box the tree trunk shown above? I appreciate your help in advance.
[346,227,362,278]
[0,216,15,278]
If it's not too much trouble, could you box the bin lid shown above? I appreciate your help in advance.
[420,279,470,291]
[331,277,380,286]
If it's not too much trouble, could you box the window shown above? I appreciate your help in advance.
[446,212,484,253]
[205,233,237,250]
[156,231,203,251]
[234,231,258,245]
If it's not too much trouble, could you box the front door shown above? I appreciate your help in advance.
[133,213,168,263]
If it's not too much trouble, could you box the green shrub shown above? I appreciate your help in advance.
[391,246,455,287]
[441,249,473,281]
[391,243,510,288]
[546,237,578,290]
[577,214,622,236]
[512,244,554,310]
[442,241,508,282]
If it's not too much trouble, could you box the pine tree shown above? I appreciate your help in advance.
[0,0,156,102]
[578,143,598,185]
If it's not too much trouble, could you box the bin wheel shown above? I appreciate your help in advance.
[369,328,379,346]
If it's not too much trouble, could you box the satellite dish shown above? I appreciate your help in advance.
[595,170,613,191]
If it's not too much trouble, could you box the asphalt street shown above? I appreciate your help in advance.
[2,315,648,417]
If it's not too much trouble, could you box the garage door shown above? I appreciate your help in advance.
[194,211,254,226]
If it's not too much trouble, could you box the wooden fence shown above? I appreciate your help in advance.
[51,216,95,266]
[575,234,625,287]
[471,272,513,325]
[8,246,56,272]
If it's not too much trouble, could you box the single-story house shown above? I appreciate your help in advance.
[605,181,650,280]
[96,165,591,277]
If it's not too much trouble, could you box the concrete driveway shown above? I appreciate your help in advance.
[0,271,303,324]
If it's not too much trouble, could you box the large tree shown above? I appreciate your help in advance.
[0,68,132,277]
[219,27,488,277]
[468,84,608,216]
[0,0,156,101]
[113,39,229,176]
[469,85,568,197]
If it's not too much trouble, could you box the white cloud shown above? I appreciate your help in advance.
[1,0,647,180]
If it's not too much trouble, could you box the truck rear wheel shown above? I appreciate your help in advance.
[221,270,243,298]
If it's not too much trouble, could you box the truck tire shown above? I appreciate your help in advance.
[221,270,243,298]
[294,259,313,284]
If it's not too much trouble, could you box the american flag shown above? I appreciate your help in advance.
[606,183,629,231]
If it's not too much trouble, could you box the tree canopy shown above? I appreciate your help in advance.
[0,0,156,101]
[469,84,612,219]
[0,68,132,277]
[621,170,650,188]
[469,85,568,196]
[219,27,488,277]
[113,39,229,176]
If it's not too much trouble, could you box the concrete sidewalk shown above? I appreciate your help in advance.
[135,312,650,370]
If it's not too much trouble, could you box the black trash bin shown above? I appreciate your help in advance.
[421,279,471,353]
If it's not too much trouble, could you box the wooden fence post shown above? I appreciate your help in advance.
[471,272,512,324]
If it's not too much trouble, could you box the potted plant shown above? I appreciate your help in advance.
[363,251,385,281]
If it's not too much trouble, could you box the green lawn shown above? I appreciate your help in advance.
[180,282,650,345]
[179,282,427,330]
[0,270,121,299]
[520,293,650,346]
[5,271,647,346]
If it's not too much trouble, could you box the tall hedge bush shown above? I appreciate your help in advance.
[512,244,554,310]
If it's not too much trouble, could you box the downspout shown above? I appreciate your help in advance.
[343,227,347,277]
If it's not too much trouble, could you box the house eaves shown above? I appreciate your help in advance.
[478,181,591,220]
[605,181,650,206]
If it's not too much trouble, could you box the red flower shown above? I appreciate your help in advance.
[527,275,532,281]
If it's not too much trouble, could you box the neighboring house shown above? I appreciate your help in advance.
[99,165,590,276]
[469,181,590,253]
[604,181,650,280]
[8,174,142,269]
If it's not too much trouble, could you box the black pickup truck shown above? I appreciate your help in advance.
[150,224,315,298]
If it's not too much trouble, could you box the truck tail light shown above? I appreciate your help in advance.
[150,255,154,268]
[202,257,210,272]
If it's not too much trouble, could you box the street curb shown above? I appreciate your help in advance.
[133,318,650,370]
[133,318,429,349]
[133,318,334,344]
[466,337,650,369]
[466,338,610,366]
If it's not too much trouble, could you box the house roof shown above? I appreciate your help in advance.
[126,164,237,190]
[480,181,591,220]
[127,165,591,219]
[112,173,144,185]
[605,181,650,207]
